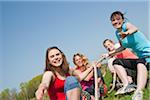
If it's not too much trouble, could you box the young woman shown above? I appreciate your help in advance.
[103,39,137,94]
[73,53,107,100]
[35,46,94,100]
[105,11,150,100]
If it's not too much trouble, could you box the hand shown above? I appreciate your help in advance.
[35,89,44,100]
[101,53,109,58]
[96,62,102,68]
[90,61,97,68]
[119,31,128,39]
[35,84,47,100]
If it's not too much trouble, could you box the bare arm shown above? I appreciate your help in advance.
[108,46,126,57]
[35,71,54,100]
[101,46,126,59]
[120,22,138,36]
[125,22,138,35]
[70,66,94,82]
[84,70,94,81]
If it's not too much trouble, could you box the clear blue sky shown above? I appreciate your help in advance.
[0,0,149,91]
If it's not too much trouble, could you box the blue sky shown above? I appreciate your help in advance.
[0,0,149,91]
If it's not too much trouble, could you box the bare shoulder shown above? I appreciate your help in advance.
[70,68,81,76]
[126,22,136,28]
[44,71,54,76]
[43,71,55,79]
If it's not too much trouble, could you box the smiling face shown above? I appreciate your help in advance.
[104,40,115,51]
[48,48,63,67]
[74,55,84,67]
[111,14,124,29]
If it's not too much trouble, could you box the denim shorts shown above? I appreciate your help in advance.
[64,76,81,100]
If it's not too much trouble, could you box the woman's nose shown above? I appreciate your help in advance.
[55,57,58,60]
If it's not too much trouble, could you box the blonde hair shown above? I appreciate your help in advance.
[73,53,89,69]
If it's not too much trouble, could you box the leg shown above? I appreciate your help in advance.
[114,64,129,86]
[64,76,81,100]
[136,63,147,92]
[132,63,147,100]
[108,57,116,73]
[113,59,136,95]
[67,88,81,100]
[125,68,136,84]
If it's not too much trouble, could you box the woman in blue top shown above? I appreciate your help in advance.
[107,11,150,100]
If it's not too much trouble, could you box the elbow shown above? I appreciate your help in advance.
[76,76,82,82]
[84,78,90,81]
[135,27,138,32]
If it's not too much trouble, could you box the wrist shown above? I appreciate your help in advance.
[126,31,130,35]
[108,52,112,57]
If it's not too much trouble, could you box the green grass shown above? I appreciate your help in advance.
[102,67,150,100]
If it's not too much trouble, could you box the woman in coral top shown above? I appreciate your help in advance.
[103,39,137,93]
[35,46,94,100]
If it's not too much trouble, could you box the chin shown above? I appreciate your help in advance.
[55,63,63,67]
[114,25,121,29]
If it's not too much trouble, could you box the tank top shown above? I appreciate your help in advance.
[115,22,150,62]
[47,74,69,100]
[76,67,94,90]
[115,49,138,59]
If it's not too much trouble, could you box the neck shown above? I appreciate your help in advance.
[54,67,65,75]
[78,66,86,72]
[118,28,122,32]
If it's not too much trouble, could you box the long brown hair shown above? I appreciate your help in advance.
[44,46,69,74]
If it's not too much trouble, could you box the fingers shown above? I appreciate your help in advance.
[96,62,102,68]
[35,89,43,100]
[35,84,47,100]
[101,53,109,58]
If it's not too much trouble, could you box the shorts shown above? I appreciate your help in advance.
[113,58,147,70]
[64,76,81,100]
[146,63,150,70]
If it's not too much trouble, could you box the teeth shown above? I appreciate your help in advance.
[53,59,60,63]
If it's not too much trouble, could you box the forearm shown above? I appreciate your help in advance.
[126,28,138,35]
[36,73,52,100]
[84,70,94,81]
[77,67,93,82]
[109,46,125,56]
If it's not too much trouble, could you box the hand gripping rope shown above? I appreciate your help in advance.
[93,56,117,100]
[93,57,106,100]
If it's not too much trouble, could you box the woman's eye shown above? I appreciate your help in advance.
[50,55,54,58]
[56,53,60,56]
[111,19,115,22]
